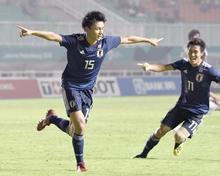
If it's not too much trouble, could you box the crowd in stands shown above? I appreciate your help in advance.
[1,0,220,23]
[197,0,220,10]
[0,0,75,21]
[105,0,220,23]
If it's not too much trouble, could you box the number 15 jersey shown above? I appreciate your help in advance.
[60,33,121,90]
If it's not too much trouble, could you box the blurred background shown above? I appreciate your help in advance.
[1,0,220,98]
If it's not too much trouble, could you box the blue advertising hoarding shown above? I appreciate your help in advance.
[117,77,181,96]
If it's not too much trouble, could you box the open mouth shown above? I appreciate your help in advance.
[190,57,196,61]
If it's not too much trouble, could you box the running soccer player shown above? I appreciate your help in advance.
[134,37,220,158]
[17,11,162,172]
[184,29,220,114]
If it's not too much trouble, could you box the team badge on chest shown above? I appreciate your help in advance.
[97,48,104,58]
[97,43,104,58]
[196,73,204,82]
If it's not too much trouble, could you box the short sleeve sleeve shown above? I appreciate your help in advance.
[170,59,186,71]
[105,36,121,51]
[209,67,220,83]
[59,34,76,49]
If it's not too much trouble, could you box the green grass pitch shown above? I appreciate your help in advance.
[0,96,220,176]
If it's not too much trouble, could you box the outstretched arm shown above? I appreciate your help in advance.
[17,25,62,42]
[137,62,174,72]
[120,36,163,46]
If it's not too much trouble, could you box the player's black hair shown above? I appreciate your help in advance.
[82,11,106,29]
[188,29,200,40]
[187,38,206,53]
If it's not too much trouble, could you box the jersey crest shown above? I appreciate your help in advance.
[196,73,204,82]
[97,43,104,58]
[97,48,104,57]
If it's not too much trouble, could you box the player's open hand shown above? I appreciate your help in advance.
[148,38,163,46]
[17,25,32,37]
[137,62,151,72]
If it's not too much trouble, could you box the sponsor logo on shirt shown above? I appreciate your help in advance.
[79,50,85,55]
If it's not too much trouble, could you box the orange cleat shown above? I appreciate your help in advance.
[37,109,56,131]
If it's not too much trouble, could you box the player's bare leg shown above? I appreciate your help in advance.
[173,127,189,156]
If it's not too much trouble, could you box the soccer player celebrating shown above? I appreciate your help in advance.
[134,37,220,158]
[17,11,162,172]
[184,29,220,114]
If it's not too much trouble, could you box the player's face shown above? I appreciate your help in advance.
[85,21,105,42]
[188,45,203,67]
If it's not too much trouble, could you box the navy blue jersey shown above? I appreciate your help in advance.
[60,34,121,90]
[171,59,220,114]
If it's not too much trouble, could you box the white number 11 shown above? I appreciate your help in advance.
[187,81,194,91]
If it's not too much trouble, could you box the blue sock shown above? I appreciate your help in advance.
[49,116,69,134]
[72,133,84,164]
[141,134,160,156]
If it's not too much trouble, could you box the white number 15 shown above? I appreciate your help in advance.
[85,60,95,70]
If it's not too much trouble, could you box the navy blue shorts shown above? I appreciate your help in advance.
[61,87,93,121]
[161,105,203,137]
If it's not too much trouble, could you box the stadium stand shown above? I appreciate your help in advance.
[95,0,220,23]
[0,0,51,21]
[179,0,220,23]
